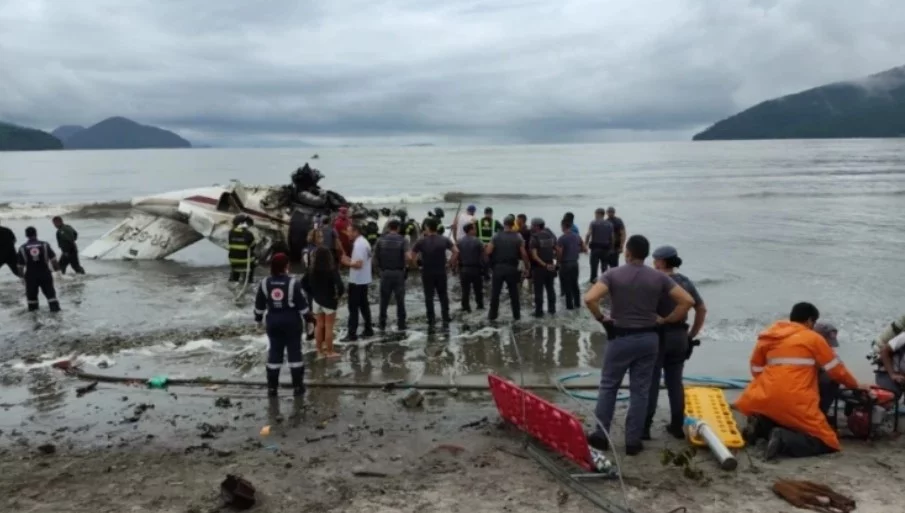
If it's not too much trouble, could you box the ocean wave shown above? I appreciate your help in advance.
[0,200,131,220]
[736,189,905,199]
[0,190,566,220]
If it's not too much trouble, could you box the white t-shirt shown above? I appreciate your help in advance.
[888,332,905,373]
[455,213,475,241]
[348,236,372,285]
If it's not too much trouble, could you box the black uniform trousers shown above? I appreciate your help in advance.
[532,266,556,315]
[229,264,255,283]
[60,251,85,274]
[489,264,520,321]
[459,266,484,311]
[379,269,406,329]
[25,271,60,312]
[265,317,304,390]
[589,246,609,282]
[745,415,835,459]
[607,251,621,269]
[559,261,581,309]
[422,272,450,324]
[1,251,20,277]
[347,283,373,337]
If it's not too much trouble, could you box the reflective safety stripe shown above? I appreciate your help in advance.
[288,278,297,308]
[27,300,38,305]
[229,244,248,250]
[766,357,816,366]
[254,309,265,315]
[288,362,304,369]
[751,365,764,373]
[266,363,282,369]
[48,298,58,303]
[823,358,841,371]
[229,258,251,264]
[260,280,268,298]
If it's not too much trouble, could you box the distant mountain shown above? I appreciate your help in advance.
[0,122,63,151]
[51,125,86,142]
[694,65,905,141]
[64,117,191,149]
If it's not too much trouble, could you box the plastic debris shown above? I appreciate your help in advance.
[147,376,168,389]
[260,425,271,436]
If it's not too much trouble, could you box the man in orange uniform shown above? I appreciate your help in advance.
[735,302,866,461]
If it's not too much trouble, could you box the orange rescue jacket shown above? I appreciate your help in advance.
[734,321,858,451]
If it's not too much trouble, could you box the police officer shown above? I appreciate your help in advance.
[644,245,707,441]
[528,218,557,318]
[409,217,458,327]
[17,227,61,312]
[606,207,627,268]
[0,220,19,277]
[374,219,409,331]
[556,219,586,309]
[228,214,257,284]
[456,222,485,312]
[485,216,530,321]
[254,253,311,397]
[585,208,614,282]
[583,235,695,455]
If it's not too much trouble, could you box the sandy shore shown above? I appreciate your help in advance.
[2,376,904,513]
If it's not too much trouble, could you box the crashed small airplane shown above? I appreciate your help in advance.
[81,164,404,263]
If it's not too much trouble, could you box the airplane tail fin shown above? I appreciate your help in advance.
[81,210,203,260]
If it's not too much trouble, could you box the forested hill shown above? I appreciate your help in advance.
[694,65,905,141]
[0,122,63,151]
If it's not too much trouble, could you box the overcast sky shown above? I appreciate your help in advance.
[1,0,903,146]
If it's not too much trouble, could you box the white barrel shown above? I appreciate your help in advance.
[684,417,737,471]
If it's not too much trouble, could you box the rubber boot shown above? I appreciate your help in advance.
[266,368,280,397]
[290,367,305,397]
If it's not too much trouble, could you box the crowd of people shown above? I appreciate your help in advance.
[0,216,85,312]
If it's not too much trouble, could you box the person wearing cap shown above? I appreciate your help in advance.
[814,322,841,416]
[585,208,614,282]
[584,235,694,455]
[606,207,626,268]
[453,205,477,243]
[476,207,503,245]
[485,215,530,321]
[736,302,867,461]
[871,313,905,399]
[456,222,485,312]
[528,217,557,318]
[255,253,312,397]
[644,245,707,440]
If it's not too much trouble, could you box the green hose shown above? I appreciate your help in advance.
[556,372,750,402]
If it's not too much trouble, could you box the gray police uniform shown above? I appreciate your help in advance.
[557,232,582,309]
[375,232,408,330]
[587,219,614,281]
[488,231,523,321]
[529,229,557,316]
[457,234,485,311]
[411,234,454,325]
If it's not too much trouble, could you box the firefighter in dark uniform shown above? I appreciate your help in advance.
[365,219,380,248]
[528,218,557,317]
[374,219,409,331]
[228,214,256,283]
[254,253,311,397]
[17,227,61,312]
[485,216,530,321]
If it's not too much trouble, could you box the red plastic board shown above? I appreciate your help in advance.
[488,374,592,471]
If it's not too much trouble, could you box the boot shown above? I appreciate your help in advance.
[266,368,280,397]
[290,367,305,398]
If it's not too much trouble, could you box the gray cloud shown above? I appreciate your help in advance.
[1,0,904,145]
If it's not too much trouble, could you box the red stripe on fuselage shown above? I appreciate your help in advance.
[183,195,286,225]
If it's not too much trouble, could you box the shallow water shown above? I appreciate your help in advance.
[2,140,905,402]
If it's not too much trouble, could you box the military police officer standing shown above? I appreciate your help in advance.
[585,208,614,282]
[556,218,586,309]
[456,222,485,312]
[528,218,557,318]
[374,220,409,331]
[17,226,61,312]
[409,217,458,327]
[485,216,530,321]
[583,235,694,455]
[228,214,257,284]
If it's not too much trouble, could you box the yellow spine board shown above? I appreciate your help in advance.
[684,386,746,449]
